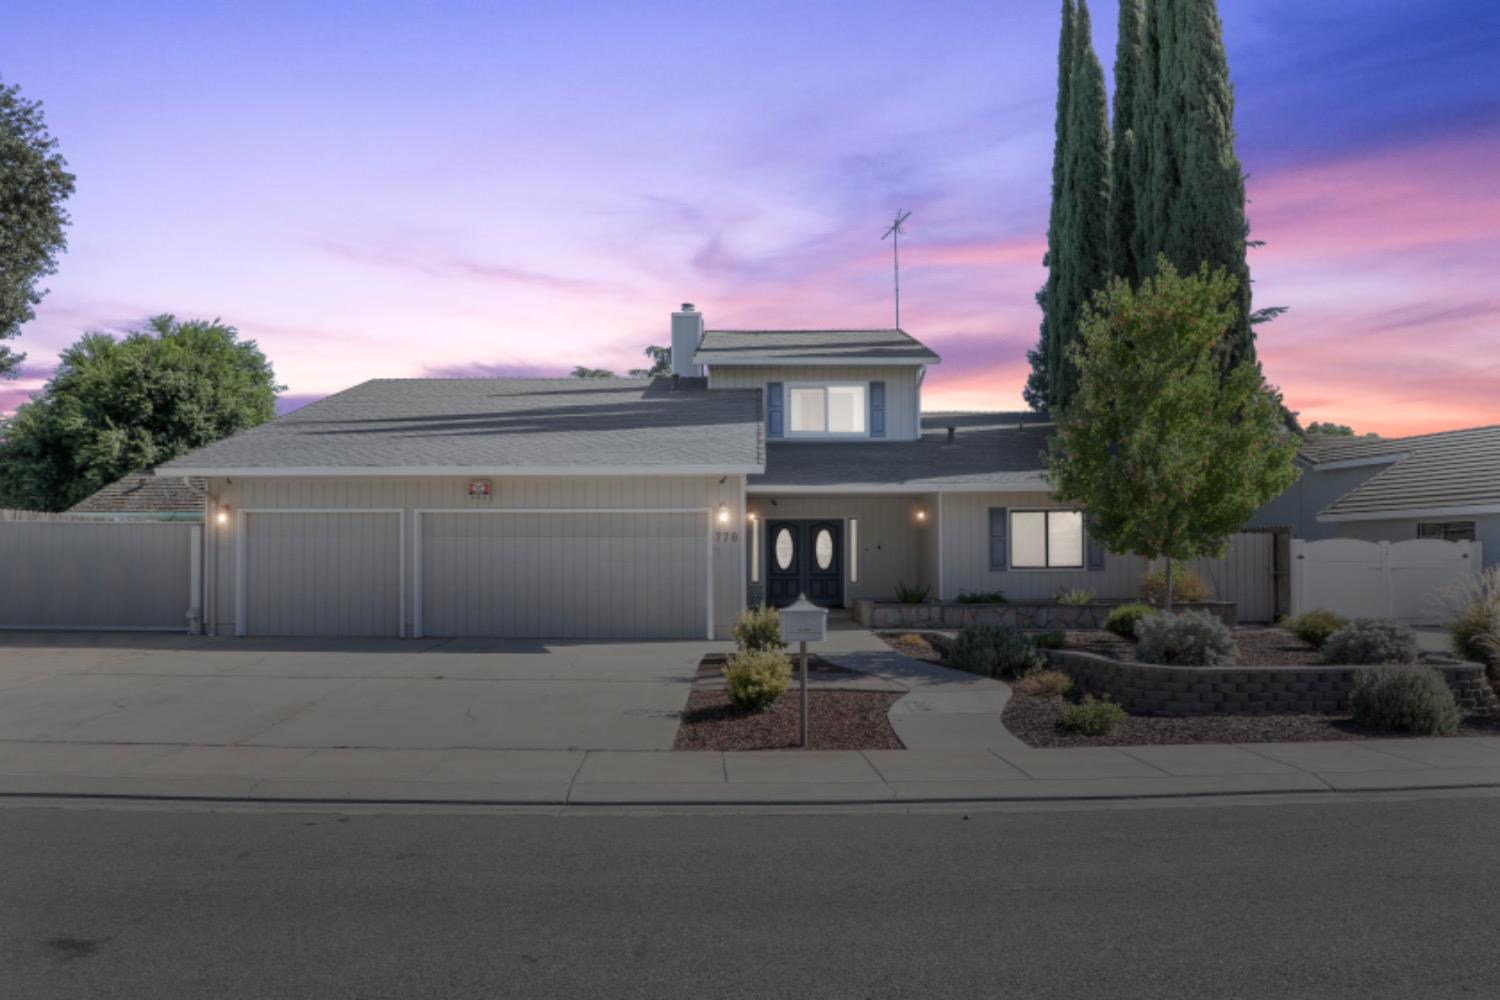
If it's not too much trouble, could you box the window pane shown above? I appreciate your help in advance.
[826,385,866,433]
[1047,511,1085,567]
[815,528,834,570]
[788,388,826,432]
[774,527,795,570]
[750,517,761,583]
[848,518,859,583]
[1010,512,1047,567]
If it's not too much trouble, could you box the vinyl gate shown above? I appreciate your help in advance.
[1290,537,1482,623]
[0,515,199,631]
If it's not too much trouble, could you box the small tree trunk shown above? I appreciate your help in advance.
[1163,559,1174,614]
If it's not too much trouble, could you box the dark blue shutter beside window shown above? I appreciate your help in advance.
[1086,517,1106,571]
[767,382,784,438]
[869,381,886,439]
[989,507,1008,570]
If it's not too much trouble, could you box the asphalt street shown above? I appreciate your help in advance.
[5,794,1499,999]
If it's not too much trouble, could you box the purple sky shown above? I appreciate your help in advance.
[3,0,1497,434]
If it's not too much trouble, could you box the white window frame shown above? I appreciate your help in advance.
[784,381,869,439]
[1008,508,1085,571]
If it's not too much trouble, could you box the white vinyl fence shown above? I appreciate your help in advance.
[0,516,200,631]
[1290,537,1482,624]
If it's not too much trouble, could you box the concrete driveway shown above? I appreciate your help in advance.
[0,632,717,752]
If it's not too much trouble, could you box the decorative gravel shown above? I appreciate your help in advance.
[673,689,905,751]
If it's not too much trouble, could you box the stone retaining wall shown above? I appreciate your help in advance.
[856,599,1237,630]
[1041,648,1498,716]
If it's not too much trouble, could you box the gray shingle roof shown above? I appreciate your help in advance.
[1299,433,1400,465]
[753,413,1051,490]
[694,329,940,365]
[1319,424,1500,519]
[157,378,764,475]
[68,474,206,515]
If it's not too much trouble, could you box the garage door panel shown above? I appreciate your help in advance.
[420,511,706,639]
[243,512,401,637]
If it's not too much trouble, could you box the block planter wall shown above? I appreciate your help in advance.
[854,599,1237,630]
[1042,648,1498,717]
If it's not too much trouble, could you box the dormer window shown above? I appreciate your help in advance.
[787,383,867,437]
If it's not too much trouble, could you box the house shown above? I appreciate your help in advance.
[67,473,207,521]
[1248,424,1500,568]
[155,304,1267,639]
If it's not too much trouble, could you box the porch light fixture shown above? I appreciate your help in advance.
[915,505,928,523]
[717,503,731,525]
[215,505,231,527]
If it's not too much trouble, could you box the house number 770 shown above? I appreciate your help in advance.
[715,531,739,544]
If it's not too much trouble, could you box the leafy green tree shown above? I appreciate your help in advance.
[0,77,76,378]
[569,366,616,379]
[1132,0,1259,369]
[1024,0,1076,412]
[1305,421,1377,438]
[0,316,280,511]
[1044,259,1297,610]
[627,345,671,378]
[1108,0,1144,284]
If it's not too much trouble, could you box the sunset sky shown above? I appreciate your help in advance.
[2,0,1497,435]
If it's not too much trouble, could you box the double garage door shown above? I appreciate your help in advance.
[238,510,709,639]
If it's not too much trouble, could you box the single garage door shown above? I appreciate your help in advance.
[239,511,402,637]
[418,510,709,639]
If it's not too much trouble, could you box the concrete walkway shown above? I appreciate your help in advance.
[6,626,1500,807]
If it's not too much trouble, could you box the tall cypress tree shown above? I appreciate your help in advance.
[1023,0,1075,412]
[1108,0,1144,285]
[1046,0,1111,410]
[1133,0,1255,367]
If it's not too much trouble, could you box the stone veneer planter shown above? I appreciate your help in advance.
[854,598,1238,631]
[1041,648,1498,717]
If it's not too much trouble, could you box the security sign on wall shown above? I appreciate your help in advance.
[467,480,492,503]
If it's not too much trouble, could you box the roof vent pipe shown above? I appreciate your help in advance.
[671,304,705,378]
[946,426,956,445]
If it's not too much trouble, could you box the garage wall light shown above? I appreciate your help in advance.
[914,505,928,523]
[215,505,231,527]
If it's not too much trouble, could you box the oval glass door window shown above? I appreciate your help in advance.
[774,528,795,570]
[814,528,834,570]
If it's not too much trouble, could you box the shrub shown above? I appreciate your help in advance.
[1440,567,1500,676]
[1061,695,1126,735]
[722,649,792,711]
[734,604,785,653]
[1349,665,1460,736]
[1135,610,1236,666]
[893,580,932,604]
[1321,618,1418,665]
[1139,562,1211,605]
[955,590,1007,604]
[1284,609,1347,649]
[1104,603,1156,641]
[1054,587,1096,606]
[950,623,1045,679]
[1031,629,1068,650]
[1016,668,1073,698]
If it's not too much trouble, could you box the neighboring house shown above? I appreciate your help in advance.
[155,304,1262,640]
[67,473,206,521]
[1248,425,1500,568]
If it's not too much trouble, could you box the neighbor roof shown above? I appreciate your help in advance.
[693,329,940,366]
[156,378,764,476]
[752,412,1052,491]
[1319,423,1500,521]
[68,473,206,515]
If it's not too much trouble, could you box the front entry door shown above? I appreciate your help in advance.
[765,520,844,608]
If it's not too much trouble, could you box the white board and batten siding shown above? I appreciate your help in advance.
[707,365,922,440]
[205,476,745,639]
[938,492,1278,622]
[1291,537,1482,623]
[0,519,196,630]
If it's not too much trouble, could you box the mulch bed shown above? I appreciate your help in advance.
[1003,690,1500,748]
[674,689,905,751]
[694,653,856,681]
[1058,627,1326,666]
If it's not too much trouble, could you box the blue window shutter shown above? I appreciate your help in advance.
[1086,519,1106,571]
[766,382,784,438]
[869,381,886,438]
[989,507,1008,570]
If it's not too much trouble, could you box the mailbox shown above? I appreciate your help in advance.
[779,595,827,645]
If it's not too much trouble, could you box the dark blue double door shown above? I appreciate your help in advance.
[765,520,843,608]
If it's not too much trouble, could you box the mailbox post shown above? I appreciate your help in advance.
[779,595,828,749]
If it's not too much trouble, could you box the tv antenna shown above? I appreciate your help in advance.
[881,209,911,329]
